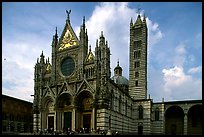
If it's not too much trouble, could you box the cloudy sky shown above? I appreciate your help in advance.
[2,2,202,103]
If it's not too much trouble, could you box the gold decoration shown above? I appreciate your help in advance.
[46,63,52,73]
[59,30,77,50]
[86,52,94,62]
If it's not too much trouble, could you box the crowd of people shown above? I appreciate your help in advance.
[33,127,119,135]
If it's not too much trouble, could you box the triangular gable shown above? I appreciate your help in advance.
[58,81,74,96]
[85,50,95,64]
[58,20,79,51]
[134,15,142,28]
[43,84,55,98]
[76,78,95,96]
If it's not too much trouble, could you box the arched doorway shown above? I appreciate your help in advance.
[56,93,73,132]
[165,106,184,135]
[187,105,202,135]
[75,90,93,133]
[41,96,54,131]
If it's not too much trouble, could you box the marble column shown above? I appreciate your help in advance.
[184,112,188,135]
[72,107,76,131]
[92,107,96,131]
[54,111,57,131]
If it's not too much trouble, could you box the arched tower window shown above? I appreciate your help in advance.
[131,104,133,118]
[119,95,121,113]
[125,100,128,116]
[110,90,114,110]
[155,108,159,121]
[139,105,143,119]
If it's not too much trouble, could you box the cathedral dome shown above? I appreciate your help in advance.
[111,75,129,86]
[111,60,129,86]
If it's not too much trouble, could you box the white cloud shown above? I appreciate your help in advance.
[149,40,202,102]
[75,2,163,78]
[147,19,163,46]
[2,26,52,102]
[2,60,34,102]
[161,66,202,101]
[188,66,202,74]
[162,66,191,90]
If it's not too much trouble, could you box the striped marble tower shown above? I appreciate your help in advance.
[129,14,147,100]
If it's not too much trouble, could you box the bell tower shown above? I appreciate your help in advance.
[129,14,147,100]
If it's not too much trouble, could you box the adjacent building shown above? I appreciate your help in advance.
[2,94,33,134]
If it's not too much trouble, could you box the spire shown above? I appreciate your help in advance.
[89,45,91,52]
[96,39,98,47]
[143,13,147,25]
[40,51,44,57]
[83,16,85,26]
[106,41,108,46]
[55,27,58,37]
[130,17,133,27]
[134,14,142,26]
[117,59,119,66]
[101,31,103,37]
[99,31,105,44]
[40,51,45,64]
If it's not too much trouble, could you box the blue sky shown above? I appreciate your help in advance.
[2,2,202,102]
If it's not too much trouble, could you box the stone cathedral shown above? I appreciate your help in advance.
[33,11,202,135]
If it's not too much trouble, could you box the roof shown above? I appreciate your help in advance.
[111,75,129,86]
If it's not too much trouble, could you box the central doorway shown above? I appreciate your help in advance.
[83,114,91,133]
[48,116,54,129]
[64,112,72,130]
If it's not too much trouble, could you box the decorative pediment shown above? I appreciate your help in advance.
[85,51,94,64]
[58,20,79,51]
[76,79,95,96]
[58,81,74,96]
[45,63,52,74]
[43,85,55,99]
[85,46,95,64]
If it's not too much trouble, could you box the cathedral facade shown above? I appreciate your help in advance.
[33,11,202,135]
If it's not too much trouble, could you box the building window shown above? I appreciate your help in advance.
[61,57,75,76]
[139,105,143,119]
[134,29,142,39]
[131,104,133,117]
[134,51,136,59]
[133,42,137,50]
[111,91,114,110]
[134,61,140,68]
[135,80,138,86]
[125,100,128,116]
[135,72,139,78]
[138,50,141,58]
[119,96,121,113]
[134,51,141,59]
[155,108,159,121]
[133,41,141,50]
